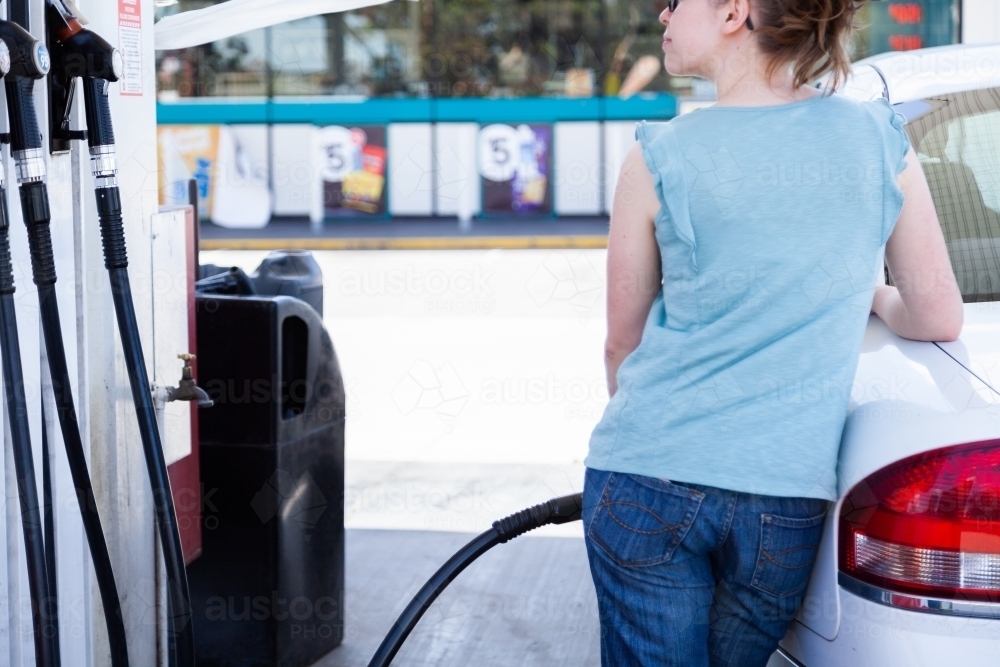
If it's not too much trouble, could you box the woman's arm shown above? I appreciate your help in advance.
[872,146,964,341]
[605,142,663,397]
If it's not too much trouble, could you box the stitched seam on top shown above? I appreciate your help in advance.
[604,502,689,537]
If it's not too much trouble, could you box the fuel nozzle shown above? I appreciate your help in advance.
[46,0,122,161]
[0,19,49,184]
[46,1,120,86]
[0,20,48,81]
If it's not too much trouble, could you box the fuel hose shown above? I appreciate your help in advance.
[0,66,58,664]
[83,66,194,667]
[366,493,584,667]
[0,15,130,666]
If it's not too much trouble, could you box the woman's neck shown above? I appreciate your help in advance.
[706,42,819,107]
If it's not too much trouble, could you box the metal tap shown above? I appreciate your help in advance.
[166,353,213,408]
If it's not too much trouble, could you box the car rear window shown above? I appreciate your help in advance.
[900,87,1000,303]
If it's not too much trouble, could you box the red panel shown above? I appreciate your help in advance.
[166,204,202,564]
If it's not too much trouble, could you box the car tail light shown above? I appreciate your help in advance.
[840,439,1000,603]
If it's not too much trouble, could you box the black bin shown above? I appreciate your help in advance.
[189,294,345,667]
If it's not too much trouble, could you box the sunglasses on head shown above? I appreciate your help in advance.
[665,0,755,30]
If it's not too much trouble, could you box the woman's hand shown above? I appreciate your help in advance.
[874,146,964,342]
[605,142,663,397]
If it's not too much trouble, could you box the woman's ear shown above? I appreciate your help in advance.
[721,0,752,35]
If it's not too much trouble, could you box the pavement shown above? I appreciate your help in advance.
[200,247,608,666]
[198,216,610,250]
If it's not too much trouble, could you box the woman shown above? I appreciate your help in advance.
[581,0,964,666]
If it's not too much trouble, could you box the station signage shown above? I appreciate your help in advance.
[478,123,552,216]
[318,125,388,218]
[869,0,955,54]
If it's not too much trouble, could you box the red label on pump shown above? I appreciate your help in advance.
[118,0,142,96]
[118,0,140,28]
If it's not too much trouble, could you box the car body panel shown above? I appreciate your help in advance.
[792,314,1000,641]
[837,313,1000,498]
[937,303,1000,395]
[783,590,1000,667]
[850,42,1000,104]
[833,63,889,101]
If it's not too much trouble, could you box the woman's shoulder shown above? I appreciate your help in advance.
[814,93,904,132]
[633,118,682,159]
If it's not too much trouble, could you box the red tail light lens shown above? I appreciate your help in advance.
[840,439,1000,603]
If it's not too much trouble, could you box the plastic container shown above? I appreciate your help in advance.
[189,294,344,667]
[251,250,324,316]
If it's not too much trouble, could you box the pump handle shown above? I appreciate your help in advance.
[0,189,14,296]
[82,77,114,147]
[5,77,41,151]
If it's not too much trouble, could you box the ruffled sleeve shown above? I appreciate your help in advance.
[869,97,912,245]
[635,120,698,273]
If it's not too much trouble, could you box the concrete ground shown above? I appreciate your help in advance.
[200,248,608,666]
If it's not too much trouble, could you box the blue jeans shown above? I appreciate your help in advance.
[582,467,830,667]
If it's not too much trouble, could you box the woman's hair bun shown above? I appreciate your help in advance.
[749,0,869,91]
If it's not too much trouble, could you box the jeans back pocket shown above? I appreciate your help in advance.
[750,511,827,598]
[586,472,705,568]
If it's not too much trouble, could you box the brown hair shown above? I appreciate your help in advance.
[742,0,869,91]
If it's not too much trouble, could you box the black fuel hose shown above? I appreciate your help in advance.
[0,185,58,666]
[20,172,131,667]
[41,414,61,667]
[88,80,194,666]
[367,493,584,667]
[106,263,195,667]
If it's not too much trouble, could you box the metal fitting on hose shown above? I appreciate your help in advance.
[90,144,117,187]
[13,147,44,183]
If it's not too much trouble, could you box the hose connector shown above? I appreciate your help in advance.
[491,493,584,543]
[89,144,117,185]
[14,147,45,183]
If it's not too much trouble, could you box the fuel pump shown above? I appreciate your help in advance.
[45,2,194,665]
[0,9,130,667]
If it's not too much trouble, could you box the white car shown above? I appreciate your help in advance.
[768,42,1000,667]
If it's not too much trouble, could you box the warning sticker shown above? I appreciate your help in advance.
[118,0,142,96]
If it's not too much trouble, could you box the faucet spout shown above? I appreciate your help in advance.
[166,353,214,408]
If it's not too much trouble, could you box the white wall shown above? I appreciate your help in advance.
[387,123,433,216]
[963,0,1000,44]
[271,124,317,216]
[434,123,480,217]
[602,121,639,216]
[554,122,602,216]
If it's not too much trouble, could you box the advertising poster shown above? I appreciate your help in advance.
[318,125,388,218]
[478,123,551,215]
[157,125,220,220]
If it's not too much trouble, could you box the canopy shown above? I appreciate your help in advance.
[155,0,413,51]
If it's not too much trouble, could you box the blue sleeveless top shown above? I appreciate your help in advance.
[584,93,911,501]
